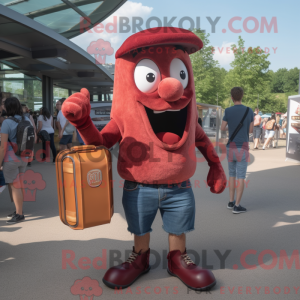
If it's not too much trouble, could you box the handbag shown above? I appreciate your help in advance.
[227,107,250,145]
[38,130,50,142]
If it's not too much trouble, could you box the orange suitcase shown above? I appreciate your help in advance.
[55,145,114,230]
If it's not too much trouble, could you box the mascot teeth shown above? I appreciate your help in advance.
[153,109,181,114]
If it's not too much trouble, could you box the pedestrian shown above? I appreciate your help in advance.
[197,117,202,127]
[56,98,75,151]
[253,108,262,149]
[0,92,8,124]
[22,104,36,166]
[0,121,7,194]
[282,116,287,138]
[262,112,278,150]
[274,115,281,146]
[0,97,32,224]
[32,111,38,127]
[221,87,254,214]
[37,107,57,163]
[76,129,85,145]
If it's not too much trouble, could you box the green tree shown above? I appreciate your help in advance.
[223,36,272,111]
[270,68,288,93]
[283,67,300,93]
[271,67,299,93]
[190,29,227,106]
[33,80,42,97]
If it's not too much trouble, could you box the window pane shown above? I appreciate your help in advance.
[1,0,104,35]
[0,0,62,14]
[34,8,81,34]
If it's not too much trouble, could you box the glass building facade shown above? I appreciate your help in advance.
[0,0,123,111]
[0,62,70,111]
[0,61,114,113]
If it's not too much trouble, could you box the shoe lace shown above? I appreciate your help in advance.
[125,251,139,264]
[181,253,195,265]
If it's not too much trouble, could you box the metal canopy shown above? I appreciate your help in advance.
[0,4,114,94]
[0,0,127,39]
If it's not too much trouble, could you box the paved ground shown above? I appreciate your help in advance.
[1,143,300,300]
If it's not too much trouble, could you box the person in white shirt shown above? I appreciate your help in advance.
[37,107,57,162]
[56,98,75,151]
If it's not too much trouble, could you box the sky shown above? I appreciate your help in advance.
[71,0,300,71]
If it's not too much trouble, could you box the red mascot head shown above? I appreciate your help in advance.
[111,27,203,149]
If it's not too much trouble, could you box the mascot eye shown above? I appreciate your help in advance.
[81,287,84,290]
[89,287,93,290]
[24,180,27,184]
[170,58,189,89]
[102,47,105,51]
[134,59,161,93]
[32,180,35,184]
[96,47,98,51]
[146,73,155,83]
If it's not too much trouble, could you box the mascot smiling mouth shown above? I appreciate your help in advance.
[145,105,188,142]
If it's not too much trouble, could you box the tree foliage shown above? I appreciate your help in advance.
[190,32,299,113]
[190,29,227,106]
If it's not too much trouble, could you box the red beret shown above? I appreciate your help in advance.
[115,27,203,58]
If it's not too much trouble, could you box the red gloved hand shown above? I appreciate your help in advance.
[195,123,227,194]
[61,88,91,129]
[206,162,227,194]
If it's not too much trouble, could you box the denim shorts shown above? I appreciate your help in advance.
[59,134,73,145]
[122,179,195,236]
[253,126,262,139]
[227,147,249,179]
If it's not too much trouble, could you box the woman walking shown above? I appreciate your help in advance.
[37,107,57,163]
[263,112,278,150]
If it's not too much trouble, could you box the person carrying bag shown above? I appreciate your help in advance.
[221,87,254,214]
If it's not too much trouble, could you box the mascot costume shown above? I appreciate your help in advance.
[62,27,227,291]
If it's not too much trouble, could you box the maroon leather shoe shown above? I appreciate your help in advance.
[102,247,150,289]
[167,249,216,291]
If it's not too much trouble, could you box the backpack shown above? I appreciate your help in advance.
[8,116,35,156]
[266,119,275,130]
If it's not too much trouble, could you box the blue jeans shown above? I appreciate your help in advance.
[122,179,195,236]
[227,147,249,179]
[42,133,57,161]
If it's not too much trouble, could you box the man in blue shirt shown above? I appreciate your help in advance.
[221,87,254,214]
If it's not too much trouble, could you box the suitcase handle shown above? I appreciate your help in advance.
[71,145,96,151]
[71,145,110,153]
[61,155,79,228]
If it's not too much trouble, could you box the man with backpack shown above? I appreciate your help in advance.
[221,87,254,214]
[0,97,35,224]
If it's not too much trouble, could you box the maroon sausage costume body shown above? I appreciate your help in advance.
[62,27,227,291]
